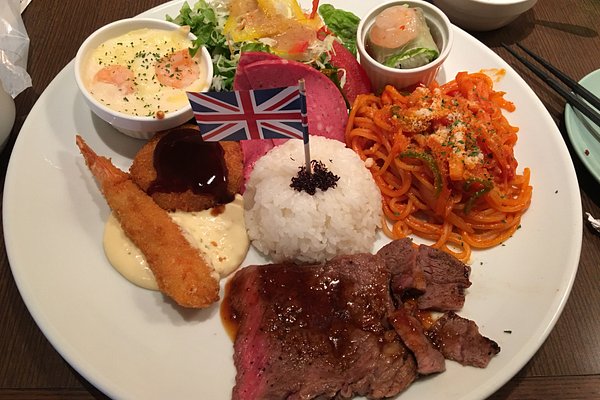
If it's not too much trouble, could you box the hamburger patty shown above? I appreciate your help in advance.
[130,123,243,212]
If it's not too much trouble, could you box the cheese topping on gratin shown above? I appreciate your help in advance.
[84,27,209,118]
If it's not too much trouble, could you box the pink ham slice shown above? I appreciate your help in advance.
[234,52,349,189]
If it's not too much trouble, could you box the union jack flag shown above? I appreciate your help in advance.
[187,86,305,141]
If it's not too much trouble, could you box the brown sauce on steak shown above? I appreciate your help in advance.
[220,278,238,342]
[223,239,498,399]
[224,255,418,400]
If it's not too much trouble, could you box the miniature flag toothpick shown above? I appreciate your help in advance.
[187,86,304,141]
[298,79,311,175]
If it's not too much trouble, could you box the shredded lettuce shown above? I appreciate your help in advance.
[318,4,360,56]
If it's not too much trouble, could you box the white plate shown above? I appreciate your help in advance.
[3,1,582,399]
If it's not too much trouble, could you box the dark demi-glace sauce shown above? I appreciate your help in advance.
[220,278,238,342]
[148,127,233,204]
[221,266,358,350]
[221,265,436,358]
[221,264,391,362]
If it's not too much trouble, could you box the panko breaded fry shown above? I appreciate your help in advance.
[76,135,219,308]
[129,123,243,212]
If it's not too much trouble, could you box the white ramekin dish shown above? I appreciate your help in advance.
[74,18,213,140]
[357,0,454,94]
[431,0,537,32]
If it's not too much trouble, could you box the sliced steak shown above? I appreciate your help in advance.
[227,254,418,400]
[377,238,426,300]
[416,245,472,311]
[426,312,500,368]
[389,305,446,375]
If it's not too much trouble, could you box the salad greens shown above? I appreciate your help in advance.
[318,4,360,56]
[166,0,271,91]
[167,1,361,91]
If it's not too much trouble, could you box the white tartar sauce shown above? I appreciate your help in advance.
[103,195,249,290]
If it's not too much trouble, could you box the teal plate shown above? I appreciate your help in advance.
[564,68,600,184]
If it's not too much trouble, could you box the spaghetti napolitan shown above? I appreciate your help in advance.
[346,71,532,261]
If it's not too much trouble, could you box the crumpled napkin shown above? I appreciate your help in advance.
[20,1,32,13]
[0,0,32,97]
[586,212,600,234]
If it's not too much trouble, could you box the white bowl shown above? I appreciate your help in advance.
[357,0,454,94]
[431,0,537,31]
[74,18,213,140]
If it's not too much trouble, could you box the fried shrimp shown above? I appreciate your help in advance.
[76,135,220,308]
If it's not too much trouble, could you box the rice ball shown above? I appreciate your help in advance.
[243,136,382,263]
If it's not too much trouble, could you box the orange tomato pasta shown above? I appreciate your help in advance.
[346,71,532,261]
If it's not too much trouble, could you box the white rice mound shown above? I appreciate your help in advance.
[244,136,382,264]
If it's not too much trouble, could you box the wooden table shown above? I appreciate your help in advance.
[1,1,599,399]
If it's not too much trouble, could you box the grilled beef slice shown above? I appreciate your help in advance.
[377,239,472,311]
[389,305,446,375]
[377,239,426,299]
[227,254,418,400]
[416,245,472,311]
[427,312,501,368]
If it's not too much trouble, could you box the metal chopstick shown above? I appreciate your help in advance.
[515,42,600,111]
[502,43,600,127]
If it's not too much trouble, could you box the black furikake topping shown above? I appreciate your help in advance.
[290,160,339,195]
